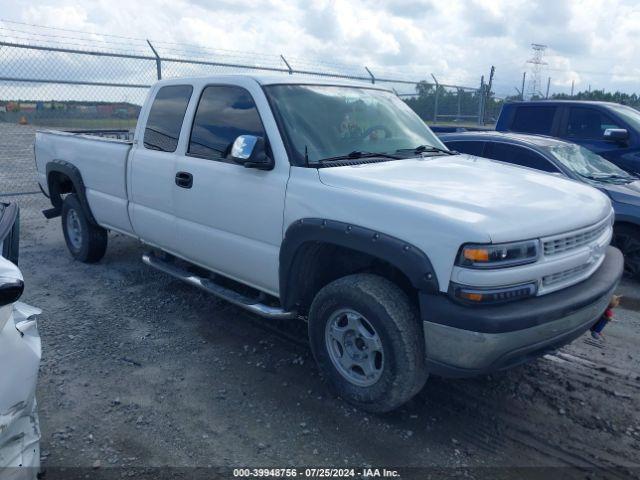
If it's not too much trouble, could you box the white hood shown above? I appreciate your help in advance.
[318,155,612,243]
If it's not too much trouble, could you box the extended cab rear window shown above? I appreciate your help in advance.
[143,85,193,153]
[511,106,556,135]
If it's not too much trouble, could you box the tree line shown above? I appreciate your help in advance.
[404,80,640,125]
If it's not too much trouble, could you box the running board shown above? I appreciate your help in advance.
[141,252,296,320]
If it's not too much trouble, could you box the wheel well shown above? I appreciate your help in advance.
[47,171,76,208]
[285,242,418,315]
[613,221,640,235]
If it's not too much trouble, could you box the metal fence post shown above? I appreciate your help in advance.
[477,76,485,126]
[147,40,162,80]
[430,74,439,123]
[365,67,375,84]
[546,77,551,98]
[280,55,293,75]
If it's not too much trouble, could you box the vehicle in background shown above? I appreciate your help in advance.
[440,131,640,277]
[0,203,42,480]
[34,75,623,412]
[495,101,640,176]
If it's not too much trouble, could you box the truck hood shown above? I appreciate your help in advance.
[318,155,612,243]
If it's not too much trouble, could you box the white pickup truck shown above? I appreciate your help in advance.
[35,75,623,412]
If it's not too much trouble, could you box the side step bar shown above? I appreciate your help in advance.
[141,252,296,320]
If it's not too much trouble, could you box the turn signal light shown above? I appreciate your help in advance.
[451,282,537,305]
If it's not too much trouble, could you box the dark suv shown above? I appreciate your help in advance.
[496,101,640,176]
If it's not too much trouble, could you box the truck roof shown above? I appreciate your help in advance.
[153,74,392,91]
[503,100,625,108]
[440,130,574,149]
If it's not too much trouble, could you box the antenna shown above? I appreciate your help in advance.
[526,43,547,99]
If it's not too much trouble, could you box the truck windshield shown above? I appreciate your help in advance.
[544,143,636,183]
[264,84,447,166]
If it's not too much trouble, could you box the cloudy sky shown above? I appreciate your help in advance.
[1,0,639,97]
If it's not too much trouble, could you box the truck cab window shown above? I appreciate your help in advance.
[143,85,193,153]
[566,108,623,139]
[188,86,266,161]
[486,143,558,173]
[511,106,556,135]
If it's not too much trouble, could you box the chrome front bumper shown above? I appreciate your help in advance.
[421,246,623,377]
[424,292,610,375]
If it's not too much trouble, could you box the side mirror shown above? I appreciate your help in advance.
[0,277,23,307]
[230,135,274,171]
[603,128,629,143]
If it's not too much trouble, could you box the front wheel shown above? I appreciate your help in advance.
[61,194,108,263]
[612,224,640,278]
[308,273,427,413]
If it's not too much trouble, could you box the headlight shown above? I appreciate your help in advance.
[457,240,539,269]
[451,281,537,305]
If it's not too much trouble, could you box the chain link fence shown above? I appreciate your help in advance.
[0,23,492,200]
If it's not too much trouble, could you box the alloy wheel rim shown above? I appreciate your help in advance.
[324,308,384,387]
[66,208,83,250]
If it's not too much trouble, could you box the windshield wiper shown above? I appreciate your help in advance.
[317,151,403,163]
[395,145,458,156]
[579,172,636,183]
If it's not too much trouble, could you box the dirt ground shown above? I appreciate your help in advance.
[6,194,640,480]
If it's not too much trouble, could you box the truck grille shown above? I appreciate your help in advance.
[543,222,608,256]
[542,264,591,287]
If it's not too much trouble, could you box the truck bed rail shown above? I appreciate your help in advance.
[65,129,134,141]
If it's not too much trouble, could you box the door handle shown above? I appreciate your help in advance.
[175,171,193,189]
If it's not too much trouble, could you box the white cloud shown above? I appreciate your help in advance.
[1,0,639,96]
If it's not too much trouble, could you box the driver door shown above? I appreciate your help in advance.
[172,84,289,295]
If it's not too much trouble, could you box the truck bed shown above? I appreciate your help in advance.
[34,129,135,235]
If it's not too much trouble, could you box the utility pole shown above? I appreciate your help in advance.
[571,79,575,97]
[526,43,547,99]
[483,66,495,124]
[520,72,526,101]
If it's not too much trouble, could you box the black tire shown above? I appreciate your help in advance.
[61,194,107,263]
[308,273,428,413]
[612,224,640,278]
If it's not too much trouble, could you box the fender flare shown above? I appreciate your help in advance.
[45,160,98,224]
[279,218,439,310]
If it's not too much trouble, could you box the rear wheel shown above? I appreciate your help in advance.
[61,194,107,263]
[308,273,427,413]
[612,224,640,278]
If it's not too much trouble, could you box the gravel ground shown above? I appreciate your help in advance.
[0,192,634,480]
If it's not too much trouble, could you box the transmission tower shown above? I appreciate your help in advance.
[526,43,547,99]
